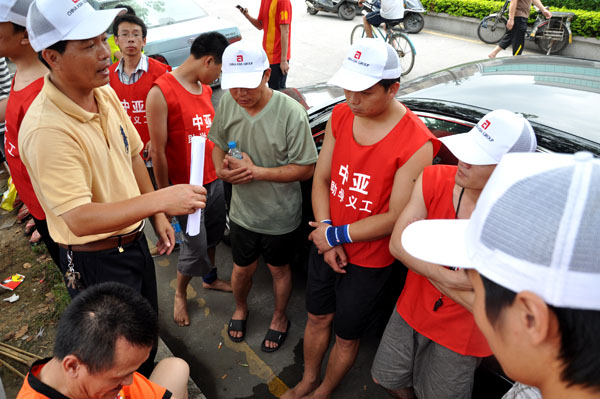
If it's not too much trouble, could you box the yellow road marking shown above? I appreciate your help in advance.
[422,29,486,45]
[157,259,170,267]
[221,325,290,397]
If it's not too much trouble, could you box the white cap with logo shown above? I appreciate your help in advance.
[402,151,600,311]
[440,109,537,165]
[26,0,125,52]
[220,40,270,90]
[0,0,33,27]
[328,38,402,92]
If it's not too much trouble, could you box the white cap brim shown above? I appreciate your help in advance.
[440,132,499,165]
[64,8,124,41]
[401,219,475,269]
[327,66,380,92]
[221,71,264,90]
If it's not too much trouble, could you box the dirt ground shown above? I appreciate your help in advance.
[0,164,69,398]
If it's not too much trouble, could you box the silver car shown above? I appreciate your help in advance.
[89,0,242,68]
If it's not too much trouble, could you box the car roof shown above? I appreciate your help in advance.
[399,56,600,144]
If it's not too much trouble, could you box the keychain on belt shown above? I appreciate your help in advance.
[65,249,84,290]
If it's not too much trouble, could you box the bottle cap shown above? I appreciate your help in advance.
[228,141,237,149]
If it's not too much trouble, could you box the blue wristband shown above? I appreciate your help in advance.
[320,219,332,225]
[325,225,352,247]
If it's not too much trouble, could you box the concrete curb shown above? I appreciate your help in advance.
[423,12,600,60]
[157,338,206,399]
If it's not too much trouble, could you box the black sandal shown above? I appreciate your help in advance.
[227,311,249,343]
[261,320,290,353]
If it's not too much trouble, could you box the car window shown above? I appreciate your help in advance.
[90,0,207,28]
[416,115,472,165]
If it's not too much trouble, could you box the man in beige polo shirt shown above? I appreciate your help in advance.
[18,0,206,376]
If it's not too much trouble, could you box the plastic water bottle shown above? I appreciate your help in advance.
[227,141,243,160]
[170,217,183,244]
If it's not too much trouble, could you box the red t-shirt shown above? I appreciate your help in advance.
[396,165,492,357]
[258,0,292,64]
[329,103,439,268]
[152,73,217,185]
[17,359,172,399]
[109,57,172,155]
[4,77,45,220]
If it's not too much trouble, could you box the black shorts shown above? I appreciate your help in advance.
[229,220,297,267]
[306,245,393,340]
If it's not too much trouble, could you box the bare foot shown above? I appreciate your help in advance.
[303,388,331,399]
[229,308,249,340]
[264,313,289,350]
[173,293,190,326]
[281,379,320,399]
[202,278,232,292]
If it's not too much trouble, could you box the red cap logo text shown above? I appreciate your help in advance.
[354,51,362,60]
[237,55,244,62]
[481,120,491,130]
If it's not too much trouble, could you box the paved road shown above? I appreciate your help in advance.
[152,2,506,398]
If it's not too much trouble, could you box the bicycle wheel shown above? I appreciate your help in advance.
[351,24,368,44]
[536,21,569,54]
[390,33,415,76]
[477,15,507,44]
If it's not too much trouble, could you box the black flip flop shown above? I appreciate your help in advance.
[227,311,249,343]
[261,320,290,353]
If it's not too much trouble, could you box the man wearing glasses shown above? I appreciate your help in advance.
[109,13,171,179]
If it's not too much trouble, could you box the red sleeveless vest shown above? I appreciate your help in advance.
[108,57,171,155]
[152,73,217,185]
[329,103,439,268]
[5,77,45,219]
[397,165,492,357]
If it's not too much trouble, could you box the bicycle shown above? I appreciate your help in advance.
[477,0,574,55]
[351,0,416,76]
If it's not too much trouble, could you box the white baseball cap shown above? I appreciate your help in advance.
[440,109,537,165]
[0,0,33,26]
[26,0,125,52]
[328,38,402,92]
[402,151,600,311]
[220,40,270,90]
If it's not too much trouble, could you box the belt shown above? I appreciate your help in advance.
[59,221,145,252]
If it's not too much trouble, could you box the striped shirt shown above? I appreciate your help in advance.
[0,57,13,156]
[115,54,149,85]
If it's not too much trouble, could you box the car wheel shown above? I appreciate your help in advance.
[307,6,318,15]
[338,3,356,20]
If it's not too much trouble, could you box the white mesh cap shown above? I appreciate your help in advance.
[26,0,125,52]
[0,0,33,26]
[328,38,401,92]
[440,109,537,165]
[402,151,600,311]
[220,40,270,90]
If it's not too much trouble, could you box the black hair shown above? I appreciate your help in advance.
[114,4,136,15]
[113,14,147,38]
[481,275,600,391]
[377,77,400,92]
[37,40,68,70]
[53,282,158,374]
[190,32,229,64]
[11,22,25,33]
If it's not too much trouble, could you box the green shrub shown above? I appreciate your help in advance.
[476,0,599,11]
[422,0,600,37]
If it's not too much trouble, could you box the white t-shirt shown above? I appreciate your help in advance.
[381,0,405,19]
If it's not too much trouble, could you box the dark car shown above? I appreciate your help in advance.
[297,56,600,158]
[287,55,600,398]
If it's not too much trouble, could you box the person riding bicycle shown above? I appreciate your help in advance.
[359,0,405,38]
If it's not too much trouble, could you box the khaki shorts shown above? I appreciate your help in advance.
[371,311,481,399]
